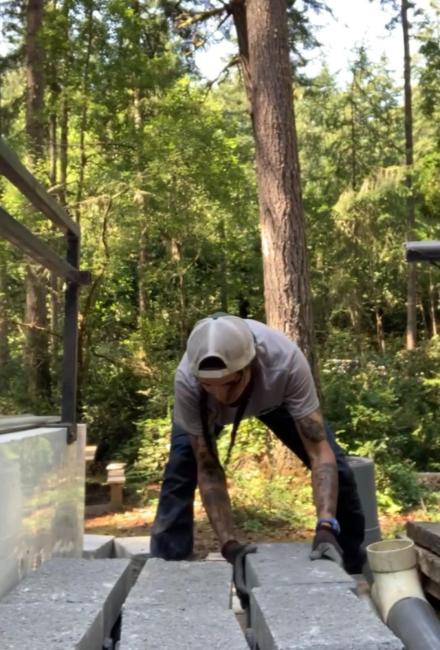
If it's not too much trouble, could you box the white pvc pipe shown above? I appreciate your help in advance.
[367,539,440,649]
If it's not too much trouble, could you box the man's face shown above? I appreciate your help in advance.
[199,366,251,405]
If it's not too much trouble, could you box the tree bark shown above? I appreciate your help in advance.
[234,0,316,368]
[75,0,94,224]
[24,266,52,405]
[25,0,52,406]
[59,97,69,205]
[401,0,417,350]
[428,269,437,338]
[375,307,386,354]
[26,0,46,159]
[0,250,10,374]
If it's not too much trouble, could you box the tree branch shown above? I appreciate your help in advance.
[177,5,228,29]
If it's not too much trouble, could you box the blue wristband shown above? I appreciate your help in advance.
[316,517,340,535]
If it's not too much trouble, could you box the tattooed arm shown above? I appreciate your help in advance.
[296,408,338,520]
[188,433,235,546]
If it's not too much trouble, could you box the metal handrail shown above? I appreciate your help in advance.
[0,137,91,443]
[406,240,440,264]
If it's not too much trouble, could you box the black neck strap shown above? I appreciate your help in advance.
[200,368,254,465]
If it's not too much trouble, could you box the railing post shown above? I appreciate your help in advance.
[61,231,79,443]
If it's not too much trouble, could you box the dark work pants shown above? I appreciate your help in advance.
[150,406,366,572]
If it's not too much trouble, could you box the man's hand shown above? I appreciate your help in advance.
[310,526,343,566]
[222,540,257,608]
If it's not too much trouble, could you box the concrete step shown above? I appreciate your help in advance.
[245,543,357,590]
[119,558,248,649]
[83,534,114,559]
[120,607,248,649]
[124,557,232,609]
[250,584,403,650]
[114,536,151,582]
[0,558,132,649]
[246,543,403,650]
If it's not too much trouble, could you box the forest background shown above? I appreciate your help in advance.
[0,0,439,538]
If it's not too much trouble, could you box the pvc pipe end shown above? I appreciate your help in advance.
[367,539,417,572]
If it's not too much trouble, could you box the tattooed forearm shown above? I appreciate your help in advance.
[197,450,235,545]
[298,413,326,442]
[312,462,338,518]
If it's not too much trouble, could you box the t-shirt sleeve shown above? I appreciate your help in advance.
[284,347,320,419]
[173,369,204,435]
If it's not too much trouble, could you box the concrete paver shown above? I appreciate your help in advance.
[119,558,242,649]
[83,534,114,559]
[246,543,356,590]
[1,558,131,647]
[114,536,151,581]
[125,558,233,609]
[250,584,404,650]
[0,602,103,650]
[119,607,248,650]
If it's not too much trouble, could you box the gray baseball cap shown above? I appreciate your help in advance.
[187,315,256,378]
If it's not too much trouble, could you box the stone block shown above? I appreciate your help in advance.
[246,543,356,591]
[0,602,103,650]
[2,558,131,640]
[119,606,248,649]
[406,521,440,556]
[114,536,151,559]
[126,558,232,609]
[83,534,114,559]
[415,544,440,583]
[114,536,151,581]
[250,584,403,650]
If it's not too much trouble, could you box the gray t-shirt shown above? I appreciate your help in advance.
[173,319,319,435]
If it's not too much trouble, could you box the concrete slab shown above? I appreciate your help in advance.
[125,558,232,609]
[406,521,440,556]
[246,543,356,590]
[0,601,103,650]
[250,585,404,650]
[119,607,248,649]
[83,534,114,559]
[114,536,151,581]
[2,558,131,640]
[113,536,151,559]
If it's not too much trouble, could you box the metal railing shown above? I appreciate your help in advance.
[0,137,91,443]
[406,241,440,266]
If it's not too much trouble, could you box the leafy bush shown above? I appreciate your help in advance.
[322,337,440,509]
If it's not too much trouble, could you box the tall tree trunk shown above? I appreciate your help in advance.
[233,0,316,370]
[428,269,438,337]
[75,0,94,224]
[0,249,10,377]
[59,97,69,205]
[375,307,386,354]
[26,0,45,158]
[171,238,187,351]
[350,82,357,191]
[138,224,149,322]
[402,0,417,350]
[25,266,52,405]
[48,96,61,367]
[25,0,51,406]
[218,218,228,312]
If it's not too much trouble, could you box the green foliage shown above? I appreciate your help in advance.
[322,337,440,509]
[125,416,171,494]
[376,461,425,511]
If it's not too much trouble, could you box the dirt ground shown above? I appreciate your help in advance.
[84,484,426,558]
